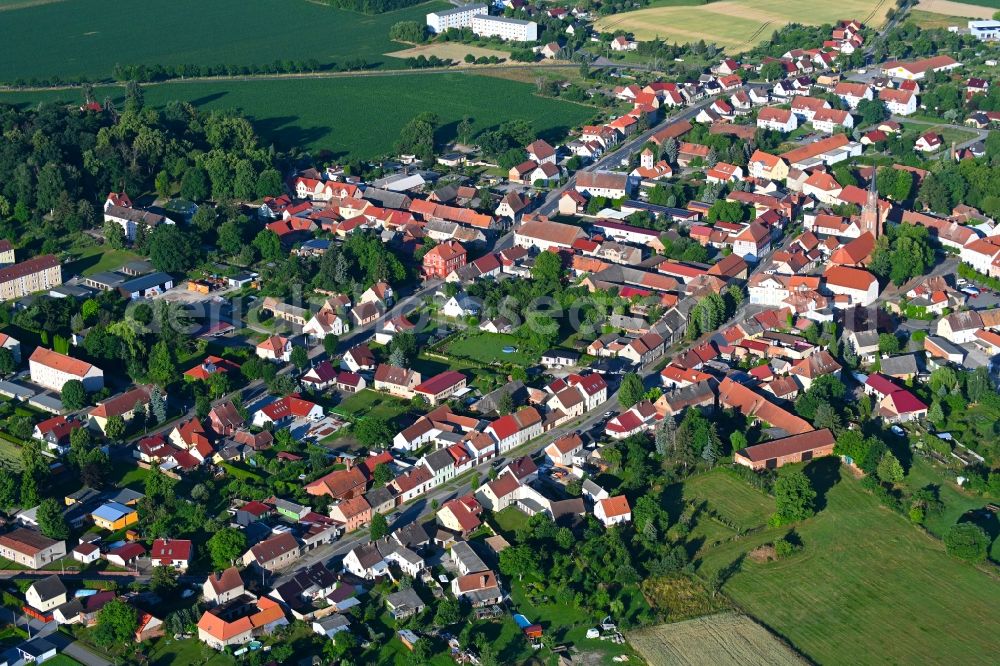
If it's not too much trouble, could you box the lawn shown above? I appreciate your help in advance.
[40,656,84,666]
[492,506,531,535]
[900,455,999,543]
[692,461,1000,665]
[0,0,449,82]
[682,468,773,532]
[62,245,143,278]
[594,0,891,51]
[147,637,235,666]
[0,74,595,159]
[0,433,23,471]
[334,388,412,423]
[446,332,540,366]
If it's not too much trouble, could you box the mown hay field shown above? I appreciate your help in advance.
[628,612,806,666]
[596,0,892,52]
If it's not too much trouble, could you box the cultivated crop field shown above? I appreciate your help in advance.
[596,0,892,52]
[692,464,1000,664]
[628,613,806,666]
[0,74,595,159]
[0,0,448,82]
[917,0,999,17]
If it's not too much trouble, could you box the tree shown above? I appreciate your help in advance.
[773,471,816,525]
[151,565,179,594]
[944,523,989,563]
[760,60,784,81]
[372,462,393,486]
[323,334,339,357]
[435,596,461,626]
[36,498,69,539]
[207,528,247,568]
[0,472,18,512]
[497,390,514,416]
[147,340,177,387]
[149,224,201,272]
[94,599,139,647]
[103,220,126,249]
[498,544,540,581]
[149,389,167,424]
[290,346,308,369]
[253,229,282,262]
[531,251,564,285]
[395,112,439,162]
[180,166,210,202]
[370,512,389,540]
[355,416,393,447]
[928,399,945,425]
[256,169,284,198]
[877,452,904,484]
[619,372,644,409]
[104,415,127,443]
[61,379,87,410]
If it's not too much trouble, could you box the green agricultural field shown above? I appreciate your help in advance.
[691,462,1000,665]
[0,0,449,82]
[0,74,595,159]
[595,0,891,52]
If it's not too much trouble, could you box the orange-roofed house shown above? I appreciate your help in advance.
[757,107,798,133]
[29,347,104,393]
[184,356,240,381]
[823,265,879,307]
[803,171,843,205]
[706,162,744,184]
[255,335,291,363]
[197,597,288,650]
[87,385,156,434]
[437,495,483,535]
[747,150,789,181]
[305,465,368,499]
[329,495,372,533]
[594,496,631,527]
[543,433,584,467]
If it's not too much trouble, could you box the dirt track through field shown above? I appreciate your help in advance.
[917,0,996,18]
[0,0,66,10]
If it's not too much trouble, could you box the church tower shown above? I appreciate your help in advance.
[859,169,881,239]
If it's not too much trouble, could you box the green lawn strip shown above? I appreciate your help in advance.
[695,465,1000,665]
[147,637,236,666]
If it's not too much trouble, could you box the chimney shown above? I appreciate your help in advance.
[481,574,489,587]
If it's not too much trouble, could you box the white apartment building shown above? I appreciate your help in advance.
[29,347,104,393]
[426,4,487,33]
[471,15,538,41]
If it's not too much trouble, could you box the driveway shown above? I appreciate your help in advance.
[45,632,112,666]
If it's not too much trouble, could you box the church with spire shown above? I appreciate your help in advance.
[830,171,883,267]
[858,167,882,240]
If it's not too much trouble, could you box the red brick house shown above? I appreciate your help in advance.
[422,241,467,279]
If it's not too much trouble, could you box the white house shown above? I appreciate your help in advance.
[594,496,631,528]
[757,107,798,133]
[823,266,879,307]
[256,336,291,363]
